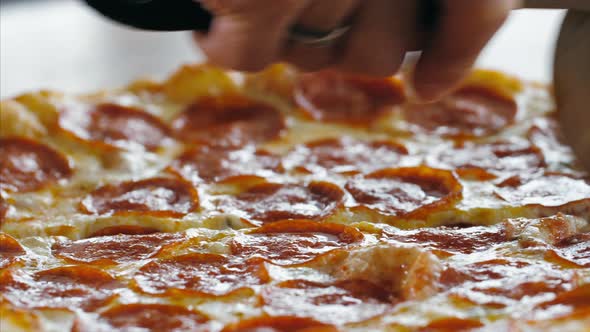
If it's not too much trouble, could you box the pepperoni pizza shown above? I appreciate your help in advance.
[1,64,589,331]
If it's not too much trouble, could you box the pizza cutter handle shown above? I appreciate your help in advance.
[84,0,213,31]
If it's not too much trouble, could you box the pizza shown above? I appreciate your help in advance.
[0,64,589,332]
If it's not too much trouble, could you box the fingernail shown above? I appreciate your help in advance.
[403,77,444,104]
[413,83,445,103]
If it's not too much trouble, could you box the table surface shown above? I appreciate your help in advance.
[0,0,566,98]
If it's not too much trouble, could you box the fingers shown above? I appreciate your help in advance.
[295,0,359,31]
[412,0,518,101]
[337,0,419,76]
[198,0,417,76]
[197,0,309,71]
[281,0,359,71]
[197,0,518,87]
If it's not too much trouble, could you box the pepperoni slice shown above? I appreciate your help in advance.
[528,117,580,174]
[403,86,517,137]
[0,196,8,224]
[420,317,484,331]
[0,233,26,269]
[548,233,590,267]
[345,167,462,218]
[168,145,282,183]
[80,177,199,217]
[230,220,363,266]
[442,259,574,308]
[261,279,394,324]
[53,232,185,265]
[133,253,270,297]
[75,303,209,332]
[89,225,160,237]
[0,137,72,192]
[381,225,507,255]
[218,182,344,224]
[0,266,120,311]
[495,175,590,208]
[537,284,590,310]
[508,214,585,246]
[427,141,545,177]
[286,137,408,175]
[295,70,405,125]
[221,316,338,332]
[59,103,171,150]
[172,96,285,147]
[441,259,530,286]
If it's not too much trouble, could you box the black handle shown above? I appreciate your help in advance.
[84,0,213,31]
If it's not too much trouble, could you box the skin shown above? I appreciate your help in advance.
[553,10,590,170]
[196,0,519,101]
[195,0,589,170]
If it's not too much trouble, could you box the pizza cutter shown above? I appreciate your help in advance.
[84,0,213,31]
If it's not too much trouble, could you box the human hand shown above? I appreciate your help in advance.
[198,0,589,170]
[524,1,590,170]
[196,0,519,101]
[553,10,590,170]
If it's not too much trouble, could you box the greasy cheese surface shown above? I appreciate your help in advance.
[0,65,589,332]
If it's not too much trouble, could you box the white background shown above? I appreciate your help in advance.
[0,0,566,98]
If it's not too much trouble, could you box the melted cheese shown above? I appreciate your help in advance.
[1,65,589,331]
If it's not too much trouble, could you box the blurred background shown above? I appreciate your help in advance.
[0,0,565,98]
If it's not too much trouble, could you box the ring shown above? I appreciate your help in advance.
[288,24,352,47]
